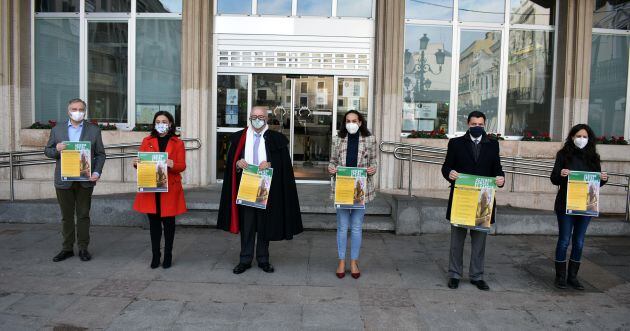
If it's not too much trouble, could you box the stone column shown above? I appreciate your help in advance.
[181,0,213,185]
[0,0,18,153]
[373,0,405,190]
[552,0,594,140]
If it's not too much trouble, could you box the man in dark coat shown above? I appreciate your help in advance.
[217,106,303,274]
[441,111,505,291]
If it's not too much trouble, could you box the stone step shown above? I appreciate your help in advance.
[391,195,630,236]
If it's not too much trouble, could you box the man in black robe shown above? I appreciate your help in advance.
[217,106,303,274]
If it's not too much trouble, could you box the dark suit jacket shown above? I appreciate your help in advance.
[44,121,106,189]
[441,133,505,223]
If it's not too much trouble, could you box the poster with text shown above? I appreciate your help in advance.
[137,152,169,193]
[566,170,600,217]
[236,165,273,209]
[335,166,367,209]
[61,141,91,181]
[450,173,496,232]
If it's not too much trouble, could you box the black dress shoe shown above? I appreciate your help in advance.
[447,278,459,289]
[471,279,490,291]
[258,263,274,273]
[78,249,91,262]
[52,250,74,262]
[233,263,251,274]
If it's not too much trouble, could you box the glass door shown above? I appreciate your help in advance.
[291,76,334,180]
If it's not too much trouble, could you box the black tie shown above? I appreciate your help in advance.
[473,139,480,162]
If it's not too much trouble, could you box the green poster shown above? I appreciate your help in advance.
[335,166,368,209]
[450,173,497,232]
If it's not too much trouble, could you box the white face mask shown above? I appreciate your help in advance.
[346,123,360,135]
[69,111,85,122]
[155,123,170,134]
[251,119,266,130]
[573,137,588,149]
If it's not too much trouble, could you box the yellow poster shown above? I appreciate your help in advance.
[451,187,478,227]
[61,141,91,181]
[566,181,588,212]
[334,167,367,209]
[566,171,600,216]
[137,152,168,193]
[334,176,356,206]
[237,171,261,202]
[450,174,496,231]
[61,150,81,178]
[137,163,158,188]
[236,165,273,209]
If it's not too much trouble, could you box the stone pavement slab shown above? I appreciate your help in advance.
[0,223,629,330]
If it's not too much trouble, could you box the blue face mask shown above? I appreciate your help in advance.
[469,126,485,138]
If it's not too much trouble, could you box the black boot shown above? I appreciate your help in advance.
[554,261,567,289]
[567,260,584,290]
[149,215,162,269]
[162,218,175,269]
[150,251,161,269]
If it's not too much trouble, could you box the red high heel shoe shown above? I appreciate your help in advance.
[336,271,345,279]
[351,264,361,279]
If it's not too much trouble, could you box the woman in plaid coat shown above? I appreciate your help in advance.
[328,110,378,279]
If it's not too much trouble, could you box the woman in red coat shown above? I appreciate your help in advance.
[133,111,187,269]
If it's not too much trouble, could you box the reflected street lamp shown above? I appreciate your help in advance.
[413,33,445,104]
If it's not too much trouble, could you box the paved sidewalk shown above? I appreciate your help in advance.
[0,223,629,330]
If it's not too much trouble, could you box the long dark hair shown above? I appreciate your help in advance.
[557,124,600,169]
[338,110,371,138]
[150,111,178,137]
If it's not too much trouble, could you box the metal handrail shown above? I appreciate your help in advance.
[1,138,202,201]
[380,141,630,222]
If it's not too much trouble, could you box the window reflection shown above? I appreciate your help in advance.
[588,34,629,137]
[510,0,554,25]
[459,0,504,23]
[593,0,630,30]
[337,0,372,18]
[136,19,181,126]
[85,0,131,12]
[505,30,554,137]
[337,77,369,132]
[88,22,128,122]
[35,0,79,12]
[258,0,292,16]
[457,31,502,132]
[35,19,80,122]
[137,0,182,13]
[298,0,331,16]
[217,0,252,15]
[405,0,452,21]
[403,25,452,133]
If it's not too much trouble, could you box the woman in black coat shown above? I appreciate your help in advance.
[550,124,608,290]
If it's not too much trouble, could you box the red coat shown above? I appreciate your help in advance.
[133,135,187,217]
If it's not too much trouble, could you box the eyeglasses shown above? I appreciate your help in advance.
[249,116,266,121]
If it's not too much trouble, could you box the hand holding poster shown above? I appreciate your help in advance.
[335,167,367,209]
[450,174,497,232]
[566,171,600,216]
[61,141,91,181]
[236,165,273,209]
[137,152,169,193]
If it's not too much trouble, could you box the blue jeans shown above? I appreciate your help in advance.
[336,208,365,260]
[555,212,591,262]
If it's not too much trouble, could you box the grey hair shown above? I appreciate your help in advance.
[67,98,87,109]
